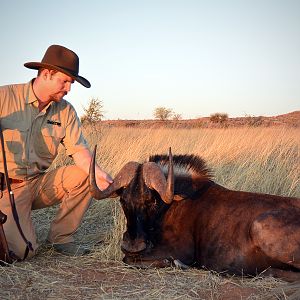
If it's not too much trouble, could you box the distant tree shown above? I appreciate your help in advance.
[81,98,104,125]
[172,113,182,120]
[244,114,264,127]
[153,107,173,121]
[210,112,228,124]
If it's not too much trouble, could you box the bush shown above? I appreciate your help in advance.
[81,98,104,125]
[153,107,173,121]
[245,115,264,127]
[210,113,228,124]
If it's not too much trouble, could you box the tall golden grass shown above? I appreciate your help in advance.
[84,125,299,197]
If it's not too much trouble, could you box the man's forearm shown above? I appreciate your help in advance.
[72,148,113,190]
[72,148,93,175]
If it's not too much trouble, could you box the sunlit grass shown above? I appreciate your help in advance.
[84,125,299,197]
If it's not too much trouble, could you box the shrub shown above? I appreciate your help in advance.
[245,115,264,127]
[81,97,104,125]
[210,113,228,124]
[153,107,173,121]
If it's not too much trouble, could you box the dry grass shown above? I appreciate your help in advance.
[88,125,299,197]
[1,125,299,299]
[0,251,287,299]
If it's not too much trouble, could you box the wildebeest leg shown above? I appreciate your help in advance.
[262,268,300,282]
[123,255,189,269]
[251,209,300,273]
[123,255,173,268]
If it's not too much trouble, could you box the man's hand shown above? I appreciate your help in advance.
[72,148,113,191]
[95,167,113,191]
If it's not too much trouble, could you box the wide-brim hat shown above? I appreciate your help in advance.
[24,44,91,88]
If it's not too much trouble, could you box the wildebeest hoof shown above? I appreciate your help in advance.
[172,259,189,269]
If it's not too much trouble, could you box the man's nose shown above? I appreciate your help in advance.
[65,82,72,92]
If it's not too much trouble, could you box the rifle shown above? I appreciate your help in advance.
[0,121,33,263]
[0,210,13,264]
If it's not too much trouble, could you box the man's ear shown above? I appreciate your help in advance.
[48,69,57,80]
[41,69,54,80]
[39,69,50,80]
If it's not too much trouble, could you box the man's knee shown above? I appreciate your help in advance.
[61,165,89,189]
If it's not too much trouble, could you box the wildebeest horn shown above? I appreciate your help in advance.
[89,145,139,200]
[143,147,174,204]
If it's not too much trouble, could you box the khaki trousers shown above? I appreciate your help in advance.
[0,165,92,259]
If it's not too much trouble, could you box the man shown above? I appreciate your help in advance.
[0,44,113,258]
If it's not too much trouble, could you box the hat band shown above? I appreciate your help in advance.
[49,64,78,77]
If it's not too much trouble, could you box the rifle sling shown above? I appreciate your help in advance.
[0,122,33,261]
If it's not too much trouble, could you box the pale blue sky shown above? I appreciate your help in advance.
[1,0,299,119]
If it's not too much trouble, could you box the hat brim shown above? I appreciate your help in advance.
[24,62,91,88]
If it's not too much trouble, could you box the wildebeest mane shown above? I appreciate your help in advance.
[149,154,212,180]
[149,154,214,199]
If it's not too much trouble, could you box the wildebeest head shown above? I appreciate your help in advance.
[89,146,174,254]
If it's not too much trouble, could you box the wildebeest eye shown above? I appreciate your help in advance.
[145,199,157,210]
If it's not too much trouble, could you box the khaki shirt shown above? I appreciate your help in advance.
[0,80,88,179]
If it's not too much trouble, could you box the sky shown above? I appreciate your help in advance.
[0,0,299,120]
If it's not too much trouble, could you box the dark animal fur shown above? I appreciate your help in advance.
[96,152,300,282]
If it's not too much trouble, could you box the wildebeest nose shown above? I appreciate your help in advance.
[121,238,147,253]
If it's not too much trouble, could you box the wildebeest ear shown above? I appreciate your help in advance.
[174,194,185,201]
[143,162,174,204]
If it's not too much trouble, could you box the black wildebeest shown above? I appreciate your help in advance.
[90,146,300,281]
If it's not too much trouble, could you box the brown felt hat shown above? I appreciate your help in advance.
[24,44,91,88]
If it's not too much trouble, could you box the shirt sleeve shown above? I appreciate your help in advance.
[62,103,89,156]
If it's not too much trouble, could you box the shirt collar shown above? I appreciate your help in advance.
[26,79,39,105]
[26,79,54,111]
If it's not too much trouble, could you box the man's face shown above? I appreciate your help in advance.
[48,71,74,102]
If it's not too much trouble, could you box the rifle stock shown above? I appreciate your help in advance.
[0,210,13,264]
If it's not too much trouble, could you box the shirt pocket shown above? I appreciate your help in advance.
[0,117,29,162]
[34,125,66,159]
